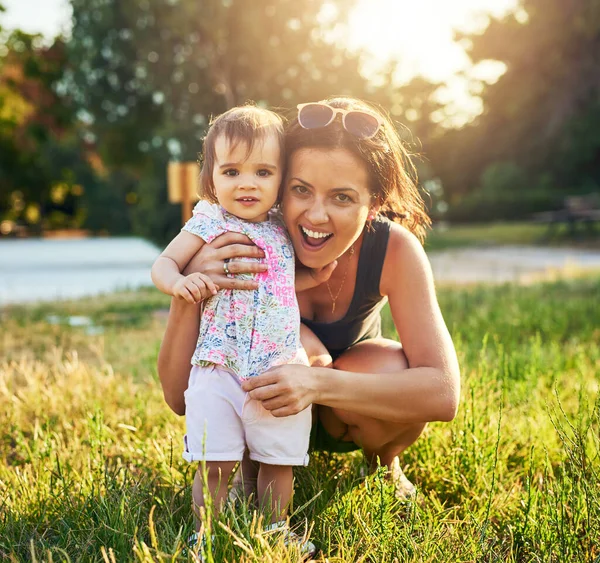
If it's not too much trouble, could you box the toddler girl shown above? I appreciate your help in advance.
[152,105,318,555]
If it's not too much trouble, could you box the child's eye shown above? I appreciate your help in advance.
[257,169,272,177]
[224,169,239,176]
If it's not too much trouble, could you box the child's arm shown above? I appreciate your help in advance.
[295,261,338,293]
[152,231,219,304]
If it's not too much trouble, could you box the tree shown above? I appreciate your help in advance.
[0,29,99,232]
[65,0,386,244]
[428,0,600,220]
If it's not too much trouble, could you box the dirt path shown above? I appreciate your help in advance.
[428,245,600,285]
[1,239,600,304]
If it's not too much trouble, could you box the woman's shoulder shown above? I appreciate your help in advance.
[380,222,433,295]
[385,221,426,257]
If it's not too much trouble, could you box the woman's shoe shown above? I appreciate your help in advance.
[389,457,416,501]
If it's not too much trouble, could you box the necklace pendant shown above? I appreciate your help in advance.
[326,244,353,316]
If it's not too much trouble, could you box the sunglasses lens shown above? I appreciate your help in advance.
[298,104,334,129]
[344,111,380,139]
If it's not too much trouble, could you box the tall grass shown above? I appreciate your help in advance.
[1,278,598,562]
[424,221,600,251]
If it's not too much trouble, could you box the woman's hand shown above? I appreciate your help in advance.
[185,232,267,290]
[241,364,320,417]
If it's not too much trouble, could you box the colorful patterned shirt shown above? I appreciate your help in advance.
[183,201,306,380]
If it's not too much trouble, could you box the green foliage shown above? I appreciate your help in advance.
[0,30,107,233]
[423,221,581,251]
[444,162,565,222]
[428,0,600,221]
[65,0,388,245]
[4,0,600,233]
[3,0,416,242]
[1,278,599,560]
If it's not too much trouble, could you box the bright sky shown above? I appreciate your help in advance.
[1,0,72,38]
[347,0,518,82]
[1,0,518,124]
[344,0,519,125]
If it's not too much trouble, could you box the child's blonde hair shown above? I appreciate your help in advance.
[199,105,285,203]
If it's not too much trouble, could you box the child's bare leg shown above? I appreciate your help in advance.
[257,464,294,524]
[236,452,259,497]
[192,461,237,530]
[232,326,327,502]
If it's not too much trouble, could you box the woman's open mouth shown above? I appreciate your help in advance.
[299,225,333,249]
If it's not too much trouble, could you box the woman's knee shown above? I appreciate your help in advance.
[333,338,408,373]
[330,339,420,457]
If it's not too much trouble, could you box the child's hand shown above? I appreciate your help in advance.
[172,273,219,304]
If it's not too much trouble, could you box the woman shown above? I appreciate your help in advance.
[158,97,460,496]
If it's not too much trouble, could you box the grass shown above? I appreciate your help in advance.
[1,279,599,562]
[424,221,600,251]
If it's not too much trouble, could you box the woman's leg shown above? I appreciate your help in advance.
[321,339,426,491]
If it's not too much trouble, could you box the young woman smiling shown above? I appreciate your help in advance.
[157,97,460,496]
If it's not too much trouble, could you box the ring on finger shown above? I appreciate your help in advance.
[223,260,231,276]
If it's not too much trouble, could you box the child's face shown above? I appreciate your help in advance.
[212,133,282,222]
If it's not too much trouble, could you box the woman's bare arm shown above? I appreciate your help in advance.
[157,232,268,415]
[157,298,200,415]
[379,225,460,421]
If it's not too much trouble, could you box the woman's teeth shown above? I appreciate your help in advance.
[301,226,332,239]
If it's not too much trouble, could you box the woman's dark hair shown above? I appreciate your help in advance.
[285,97,430,242]
[199,105,285,203]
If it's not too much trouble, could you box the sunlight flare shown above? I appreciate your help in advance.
[347,0,518,81]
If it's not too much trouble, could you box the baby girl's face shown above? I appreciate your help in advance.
[212,133,282,223]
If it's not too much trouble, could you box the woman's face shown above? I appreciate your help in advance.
[282,148,373,268]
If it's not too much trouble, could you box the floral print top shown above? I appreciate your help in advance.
[183,201,306,380]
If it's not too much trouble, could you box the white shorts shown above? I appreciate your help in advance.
[183,365,311,466]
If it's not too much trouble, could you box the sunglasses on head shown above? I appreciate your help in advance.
[297,102,383,140]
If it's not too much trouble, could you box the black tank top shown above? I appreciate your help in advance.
[301,218,391,359]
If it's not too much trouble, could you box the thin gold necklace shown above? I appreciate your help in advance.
[326,245,355,313]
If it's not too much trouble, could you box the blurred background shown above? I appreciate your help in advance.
[3,5,599,558]
[1,0,599,301]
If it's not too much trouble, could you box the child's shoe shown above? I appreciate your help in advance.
[185,532,212,562]
[264,520,317,558]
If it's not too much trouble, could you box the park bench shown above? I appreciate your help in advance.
[533,194,600,239]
